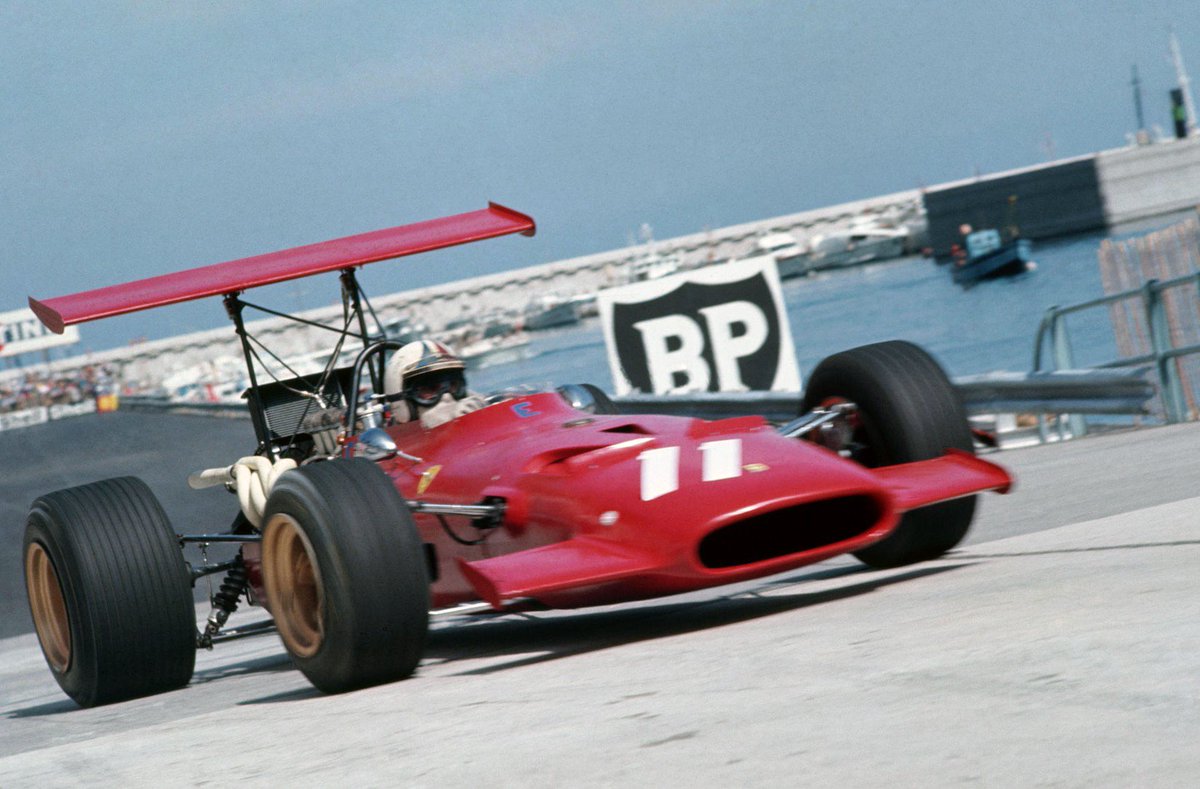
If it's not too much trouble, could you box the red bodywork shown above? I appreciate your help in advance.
[323,392,1011,611]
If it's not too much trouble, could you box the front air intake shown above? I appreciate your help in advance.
[697,495,882,569]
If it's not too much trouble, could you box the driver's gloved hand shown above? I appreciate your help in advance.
[456,394,486,415]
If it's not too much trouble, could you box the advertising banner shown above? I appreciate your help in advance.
[0,308,80,358]
[0,407,50,431]
[598,258,801,395]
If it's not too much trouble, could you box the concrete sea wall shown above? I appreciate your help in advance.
[924,136,1200,257]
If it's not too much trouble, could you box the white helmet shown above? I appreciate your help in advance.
[384,340,467,416]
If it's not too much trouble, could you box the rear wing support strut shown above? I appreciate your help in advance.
[341,269,383,395]
[225,266,385,459]
[224,293,274,456]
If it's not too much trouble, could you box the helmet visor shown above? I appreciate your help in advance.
[407,370,467,407]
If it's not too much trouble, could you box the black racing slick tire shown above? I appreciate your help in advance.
[23,477,197,708]
[261,458,430,693]
[801,340,977,568]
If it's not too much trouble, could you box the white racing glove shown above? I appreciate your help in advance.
[419,392,486,430]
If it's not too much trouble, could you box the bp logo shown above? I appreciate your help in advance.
[599,258,801,395]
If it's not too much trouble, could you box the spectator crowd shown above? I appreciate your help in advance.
[0,365,117,414]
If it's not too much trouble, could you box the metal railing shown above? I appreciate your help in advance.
[613,367,1154,424]
[1033,271,1200,430]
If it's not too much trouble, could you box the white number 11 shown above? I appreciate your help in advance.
[637,439,743,501]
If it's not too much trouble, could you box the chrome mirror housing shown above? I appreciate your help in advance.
[355,427,398,462]
[556,383,618,415]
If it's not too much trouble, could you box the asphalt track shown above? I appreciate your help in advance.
[0,412,250,640]
[1,413,1197,785]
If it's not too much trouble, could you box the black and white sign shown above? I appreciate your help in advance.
[0,308,80,358]
[599,258,801,395]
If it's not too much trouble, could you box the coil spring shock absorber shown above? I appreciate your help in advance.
[199,556,249,649]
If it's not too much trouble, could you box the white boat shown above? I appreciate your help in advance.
[803,220,909,271]
[715,231,811,279]
[458,331,532,370]
[381,317,429,344]
[568,292,599,318]
[747,231,811,279]
[627,250,681,282]
[624,223,683,283]
[522,294,581,331]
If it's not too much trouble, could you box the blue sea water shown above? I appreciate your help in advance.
[470,228,1131,394]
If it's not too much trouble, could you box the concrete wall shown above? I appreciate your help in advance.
[922,156,1106,257]
[922,136,1200,258]
[1097,136,1200,226]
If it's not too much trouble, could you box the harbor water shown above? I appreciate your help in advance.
[470,228,1132,395]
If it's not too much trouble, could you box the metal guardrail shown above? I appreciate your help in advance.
[952,369,1153,416]
[1033,271,1200,430]
[613,391,799,421]
[122,367,1156,430]
[119,396,249,419]
[613,369,1153,424]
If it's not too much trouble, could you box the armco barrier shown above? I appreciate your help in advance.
[613,369,1154,425]
[118,396,249,420]
[114,368,1154,431]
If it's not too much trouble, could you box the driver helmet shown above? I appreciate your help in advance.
[384,339,468,412]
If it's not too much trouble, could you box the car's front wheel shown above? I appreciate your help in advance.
[261,458,430,693]
[801,340,977,568]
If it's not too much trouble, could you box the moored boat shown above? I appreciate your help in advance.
[951,229,1035,287]
[522,294,581,331]
[458,331,532,369]
[803,220,909,271]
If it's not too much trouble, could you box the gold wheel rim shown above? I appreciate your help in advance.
[25,543,71,673]
[262,513,324,658]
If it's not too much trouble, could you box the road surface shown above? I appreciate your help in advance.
[1,413,1197,785]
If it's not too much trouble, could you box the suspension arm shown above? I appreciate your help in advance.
[405,500,505,525]
[178,534,263,544]
[776,402,857,439]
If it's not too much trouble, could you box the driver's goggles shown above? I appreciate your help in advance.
[407,373,467,406]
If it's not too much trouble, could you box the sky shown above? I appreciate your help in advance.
[3,1,1198,354]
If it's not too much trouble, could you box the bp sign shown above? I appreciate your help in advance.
[598,258,801,395]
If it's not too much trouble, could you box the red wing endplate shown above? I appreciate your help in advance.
[873,449,1013,511]
[29,202,535,334]
[458,537,664,609]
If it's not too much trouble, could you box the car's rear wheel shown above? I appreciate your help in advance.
[801,340,976,568]
[24,477,197,707]
[261,458,430,693]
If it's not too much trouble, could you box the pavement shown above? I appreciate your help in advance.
[0,416,1197,786]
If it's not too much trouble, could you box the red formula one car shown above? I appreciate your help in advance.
[23,204,1011,707]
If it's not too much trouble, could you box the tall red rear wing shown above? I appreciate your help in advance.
[29,202,535,334]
